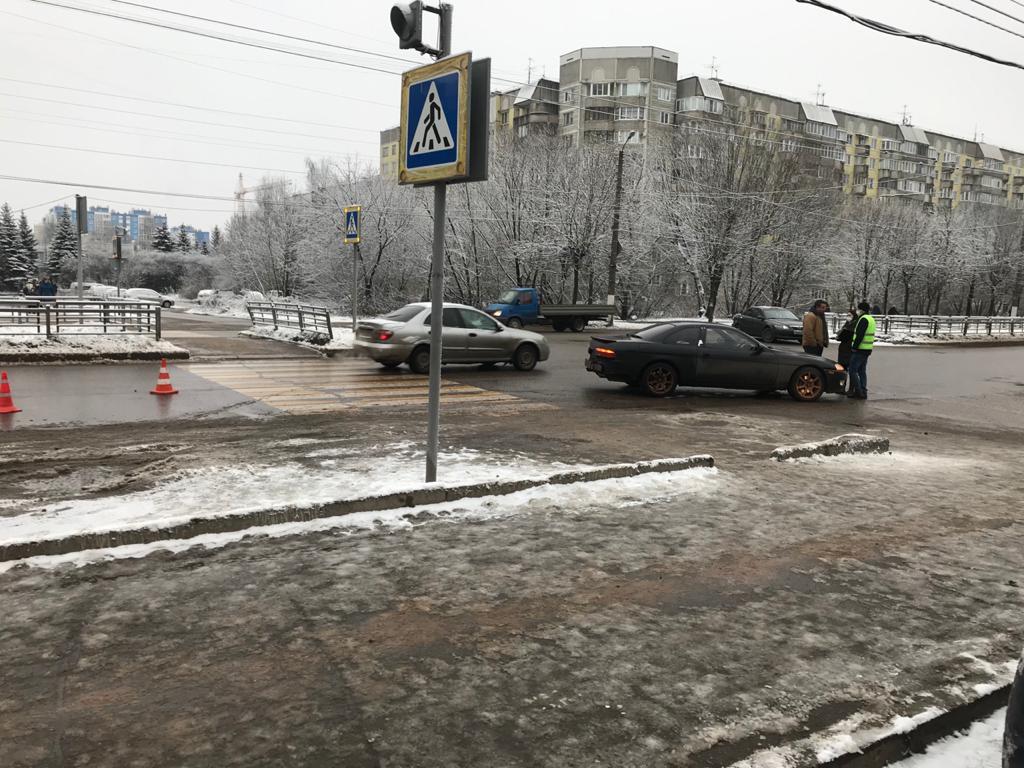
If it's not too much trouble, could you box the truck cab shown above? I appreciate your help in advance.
[484,287,539,329]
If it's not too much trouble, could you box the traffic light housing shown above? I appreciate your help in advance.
[111,234,122,259]
[390,2,424,51]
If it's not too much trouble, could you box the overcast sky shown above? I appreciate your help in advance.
[1,0,1023,232]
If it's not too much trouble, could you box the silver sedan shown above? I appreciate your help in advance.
[354,302,551,373]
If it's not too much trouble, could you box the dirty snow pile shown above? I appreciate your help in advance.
[240,325,353,351]
[889,708,1005,767]
[186,295,249,318]
[0,331,186,357]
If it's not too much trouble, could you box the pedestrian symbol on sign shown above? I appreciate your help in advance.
[410,82,454,155]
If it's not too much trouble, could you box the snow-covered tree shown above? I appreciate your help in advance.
[176,226,192,252]
[200,240,210,255]
[152,224,173,252]
[0,203,18,288]
[17,211,38,281]
[47,208,79,276]
[211,225,222,249]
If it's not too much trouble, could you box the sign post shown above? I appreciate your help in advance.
[112,231,123,298]
[393,2,489,483]
[343,205,361,330]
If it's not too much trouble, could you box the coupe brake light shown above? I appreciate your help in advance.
[376,329,394,341]
[594,347,616,359]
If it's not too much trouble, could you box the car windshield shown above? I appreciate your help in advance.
[383,305,423,323]
[497,290,520,304]
[763,309,799,321]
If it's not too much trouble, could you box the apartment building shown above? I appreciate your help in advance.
[557,46,678,147]
[379,126,401,181]
[491,78,560,138]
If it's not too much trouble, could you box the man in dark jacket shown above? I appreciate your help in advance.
[847,301,875,400]
[37,276,58,299]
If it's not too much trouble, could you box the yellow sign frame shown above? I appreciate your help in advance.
[398,52,471,185]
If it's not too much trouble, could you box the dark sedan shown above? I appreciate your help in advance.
[732,306,803,343]
[585,322,846,401]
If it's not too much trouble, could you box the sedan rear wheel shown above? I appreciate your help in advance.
[641,362,677,397]
[512,343,538,371]
[788,366,825,402]
[408,345,430,375]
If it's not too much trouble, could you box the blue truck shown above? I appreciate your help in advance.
[484,287,616,332]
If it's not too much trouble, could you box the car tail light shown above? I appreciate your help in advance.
[376,329,393,341]
[593,347,616,359]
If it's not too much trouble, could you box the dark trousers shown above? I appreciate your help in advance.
[848,350,869,395]
[802,345,823,356]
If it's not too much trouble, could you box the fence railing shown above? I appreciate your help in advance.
[826,313,1024,338]
[0,299,161,339]
[246,301,333,339]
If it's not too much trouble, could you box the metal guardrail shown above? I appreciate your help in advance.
[826,313,1023,338]
[0,299,161,339]
[246,300,333,339]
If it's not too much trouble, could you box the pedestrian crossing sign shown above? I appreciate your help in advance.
[399,52,471,185]
[343,205,360,244]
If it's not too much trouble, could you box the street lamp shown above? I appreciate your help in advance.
[607,130,636,325]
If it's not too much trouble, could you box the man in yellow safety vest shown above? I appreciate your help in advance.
[847,301,876,400]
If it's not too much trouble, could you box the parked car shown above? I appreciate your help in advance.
[585,321,846,401]
[242,290,267,302]
[87,284,121,299]
[732,306,804,343]
[354,302,550,373]
[124,288,175,308]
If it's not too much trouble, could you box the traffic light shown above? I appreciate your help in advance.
[111,234,122,259]
[390,2,424,51]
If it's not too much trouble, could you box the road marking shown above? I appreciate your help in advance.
[183,359,522,414]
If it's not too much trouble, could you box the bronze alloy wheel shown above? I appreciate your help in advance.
[789,366,824,402]
[642,362,677,397]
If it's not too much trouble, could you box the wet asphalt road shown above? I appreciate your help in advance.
[2,311,1023,433]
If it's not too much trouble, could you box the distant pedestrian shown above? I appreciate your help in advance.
[871,303,882,315]
[21,279,37,297]
[887,306,899,316]
[697,305,707,318]
[37,275,58,300]
[847,301,876,400]
[801,299,829,356]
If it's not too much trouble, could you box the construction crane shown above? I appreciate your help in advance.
[233,174,280,215]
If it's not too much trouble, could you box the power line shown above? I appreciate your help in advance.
[794,0,1024,71]
[107,0,419,66]
[0,76,382,133]
[28,0,404,76]
[966,0,1024,27]
[0,138,311,175]
[925,0,1024,41]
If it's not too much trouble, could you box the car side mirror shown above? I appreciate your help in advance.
[494,325,504,332]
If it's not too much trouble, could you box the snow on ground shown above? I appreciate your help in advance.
[0,332,186,357]
[186,295,249,318]
[889,708,1005,768]
[0,443,590,548]
[240,325,353,350]
[0,463,719,572]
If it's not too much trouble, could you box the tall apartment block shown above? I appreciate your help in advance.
[491,78,560,138]
[379,126,401,182]
[558,46,678,147]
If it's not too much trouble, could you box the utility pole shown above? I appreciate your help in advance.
[606,130,635,325]
[75,194,88,299]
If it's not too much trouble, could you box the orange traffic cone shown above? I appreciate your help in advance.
[150,358,179,396]
[0,371,21,414]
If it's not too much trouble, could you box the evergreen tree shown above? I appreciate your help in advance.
[17,211,39,281]
[48,208,78,275]
[176,225,192,252]
[200,240,210,255]
[152,224,173,252]
[211,225,222,249]
[0,203,21,289]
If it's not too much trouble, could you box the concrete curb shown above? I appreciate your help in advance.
[0,455,714,562]
[771,433,890,461]
[0,350,190,364]
[819,685,1009,767]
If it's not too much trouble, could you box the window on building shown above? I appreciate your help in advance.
[658,110,672,125]
[781,138,798,153]
[589,82,611,97]
[615,107,644,121]
[655,85,673,102]
[561,87,577,103]
[561,110,575,126]
[678,96,723,114]
[585,106,615,121]
[805,121,838,139]
[616,82,646,97]
[617,131,641,144]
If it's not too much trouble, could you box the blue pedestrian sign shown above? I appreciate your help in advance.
[399,52,471,185]
[343,205,360,244]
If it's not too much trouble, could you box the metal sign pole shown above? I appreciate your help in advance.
[352,241,360,331]
[425,182,447,482]
[75,194,87,299]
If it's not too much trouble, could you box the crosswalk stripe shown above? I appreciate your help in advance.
[184,358,529,414]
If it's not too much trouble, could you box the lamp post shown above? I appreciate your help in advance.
[607,130,635,325]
